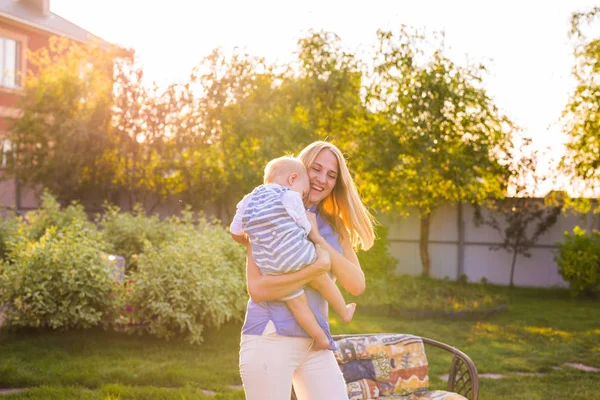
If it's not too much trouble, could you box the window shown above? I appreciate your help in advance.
[0,139,11,168]
[0,37,21,88]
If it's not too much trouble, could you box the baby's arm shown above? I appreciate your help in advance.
[229,194,251,245]
[281,191,312,234]
[231,232,248,245]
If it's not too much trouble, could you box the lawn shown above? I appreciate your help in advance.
[0,285,598,400]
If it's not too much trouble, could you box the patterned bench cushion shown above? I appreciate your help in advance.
[334,335,467,400]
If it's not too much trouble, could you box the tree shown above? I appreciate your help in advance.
[180,35,367,221]
[106,63,185,211]
[356,28,514,276]
[282,30,366,144]
[474,138,563,287]
[6,37,117,205]
[561,7,600,205]
[182,49,285,220]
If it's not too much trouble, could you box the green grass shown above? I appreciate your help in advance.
[0,385,245,400]
[350,275,508,316]
[0,323,243,391]
[1,285,599,399]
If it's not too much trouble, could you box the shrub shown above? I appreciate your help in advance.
[0,210,19,262]
[24,191,92,241]
[120,215,247,344]
[554,226,600,297]
[97,204,177,271]
[0,220,115,329]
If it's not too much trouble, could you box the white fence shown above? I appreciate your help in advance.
[380,202,597,288]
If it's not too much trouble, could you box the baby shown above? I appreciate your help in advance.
[230,156,355,350]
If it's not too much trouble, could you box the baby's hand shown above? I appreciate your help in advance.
[305,211,318,231]
[305,211,324,243]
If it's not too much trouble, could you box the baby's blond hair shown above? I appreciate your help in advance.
[264,156,307,184]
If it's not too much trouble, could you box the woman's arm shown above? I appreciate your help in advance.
[313,236,365,296]
[306,212,366,296]
[246,245,331,303]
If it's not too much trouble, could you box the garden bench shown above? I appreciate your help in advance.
[291,333,478,400]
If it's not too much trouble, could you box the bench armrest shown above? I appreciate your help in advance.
[421,337,479,400]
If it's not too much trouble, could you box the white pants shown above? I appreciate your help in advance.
[239,327,348,400]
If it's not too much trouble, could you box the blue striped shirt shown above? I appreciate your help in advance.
[241,206,342,351]
[242,185,317,275]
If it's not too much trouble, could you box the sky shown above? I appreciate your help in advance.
[50,0,600,193]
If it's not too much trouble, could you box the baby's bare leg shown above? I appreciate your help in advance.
[286,293,330,350]
[309,274,356,324]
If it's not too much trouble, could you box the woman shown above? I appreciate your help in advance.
[239,141,375,400]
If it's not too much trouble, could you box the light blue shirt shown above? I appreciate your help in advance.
[241,206,343,351]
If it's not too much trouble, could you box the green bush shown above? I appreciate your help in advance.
[24,191,92,241]
[0,211,19,262]
[120,215,247,344]
[97,204,177,271]
[0,220,115,329]
[554,226,600,297]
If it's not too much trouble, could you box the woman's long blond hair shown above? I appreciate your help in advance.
[297,141,375,251]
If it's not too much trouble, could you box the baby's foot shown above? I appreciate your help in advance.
[342,303,356,324]
[312,335,330,351]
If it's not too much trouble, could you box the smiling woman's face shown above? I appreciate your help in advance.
[306,149,339,207]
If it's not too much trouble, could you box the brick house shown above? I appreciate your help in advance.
[0,0,111,213]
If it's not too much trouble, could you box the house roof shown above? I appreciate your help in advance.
[0,0,104,44]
